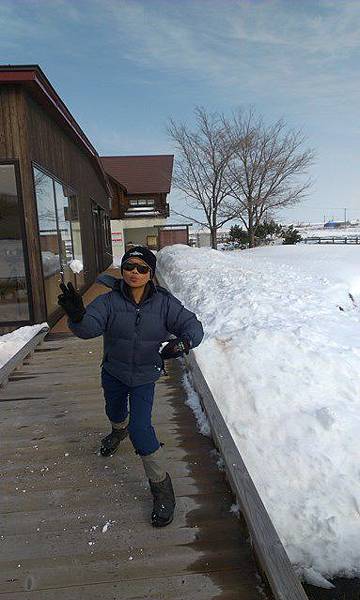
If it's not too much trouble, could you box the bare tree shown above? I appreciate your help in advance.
[168,107,238,249]
[224,109,315,247]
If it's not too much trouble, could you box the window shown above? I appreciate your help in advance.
[103,214,111,248]
[129,198,155,207]
[33,166,84,317]
[33,167,61,315]
[0,163,30,323]
[68,191,84,288]
[146,235,158,249]
[54,181,76,289]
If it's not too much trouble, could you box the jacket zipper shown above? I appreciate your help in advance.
[129,308,141,385]
[118,283,159,383]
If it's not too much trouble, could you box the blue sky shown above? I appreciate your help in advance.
[1,0,360,225]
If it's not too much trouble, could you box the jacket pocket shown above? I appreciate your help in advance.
[134,341,162,366]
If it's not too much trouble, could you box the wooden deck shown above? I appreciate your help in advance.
[0,275,267,599]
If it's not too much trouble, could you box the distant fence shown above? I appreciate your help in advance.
[302,236,360,245]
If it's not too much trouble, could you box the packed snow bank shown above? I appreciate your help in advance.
[157,244,360,584]
[0,323,48,369]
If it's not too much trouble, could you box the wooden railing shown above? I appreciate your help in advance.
[0,326,49,388]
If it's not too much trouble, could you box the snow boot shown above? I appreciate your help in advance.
[149,472,176,527]
[100,426,128,457]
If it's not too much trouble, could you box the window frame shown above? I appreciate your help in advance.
[129,198,155,207]
[32,162,82,319]
[0,159,34,327]
[53,179,77,287]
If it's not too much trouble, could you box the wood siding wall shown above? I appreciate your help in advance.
[158,228,188,248]
[26,91,112,289]
[0,85,112,326]
[109,178,126,219]
[0,86,44,322]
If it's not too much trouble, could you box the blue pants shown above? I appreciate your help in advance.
[101,368,160,456]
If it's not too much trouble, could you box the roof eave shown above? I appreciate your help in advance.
[0,64,112,200]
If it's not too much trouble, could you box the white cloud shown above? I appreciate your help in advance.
[2,0,360,106]
[0,1,85,55]
[97,0,360,105]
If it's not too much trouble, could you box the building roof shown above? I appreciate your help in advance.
[0,65,110,197]
[100,155,174,194]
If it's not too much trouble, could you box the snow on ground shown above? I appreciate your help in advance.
[181,366,211,437]
[0,323,49,369]
[157,244,360,585]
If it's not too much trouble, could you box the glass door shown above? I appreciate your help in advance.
[0,163,31,324]
[33,165,85,317]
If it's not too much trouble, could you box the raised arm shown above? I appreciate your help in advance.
[58,282,110,339]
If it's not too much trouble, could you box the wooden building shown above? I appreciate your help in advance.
[157,223,191,248]
[0,65,112,333]
[101,155,173,255]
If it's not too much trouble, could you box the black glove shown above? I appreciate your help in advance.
[160,337,191,361]
[57,282,86,323]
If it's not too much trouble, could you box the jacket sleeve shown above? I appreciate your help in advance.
[166,294,204,349]
[68,292,111,339]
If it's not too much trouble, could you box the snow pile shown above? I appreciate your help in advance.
[101,520,114,533]
[0,323,48,369]
[157,244,360,584]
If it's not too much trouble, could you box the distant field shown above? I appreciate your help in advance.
[298,227,360,238]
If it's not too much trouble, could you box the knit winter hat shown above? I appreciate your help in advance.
[121,246,156,278]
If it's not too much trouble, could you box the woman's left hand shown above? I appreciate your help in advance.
[160,337,191,360]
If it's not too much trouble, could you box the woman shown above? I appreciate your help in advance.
[58,246,203,527]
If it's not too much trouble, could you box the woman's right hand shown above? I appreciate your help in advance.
[57,282,86,322]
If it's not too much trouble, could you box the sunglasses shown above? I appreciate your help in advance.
[123,262,150,275]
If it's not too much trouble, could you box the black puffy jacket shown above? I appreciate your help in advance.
[68,274,204,386]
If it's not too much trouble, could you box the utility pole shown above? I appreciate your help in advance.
[344,207,347,226]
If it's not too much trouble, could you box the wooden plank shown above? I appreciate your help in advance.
[2,471,226,500]
[2,515,244,560]
[2,456,226,487]
[0,494,239,538]
[0,545,258,596]
[0,569,254,600]
[186,353,308,600]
